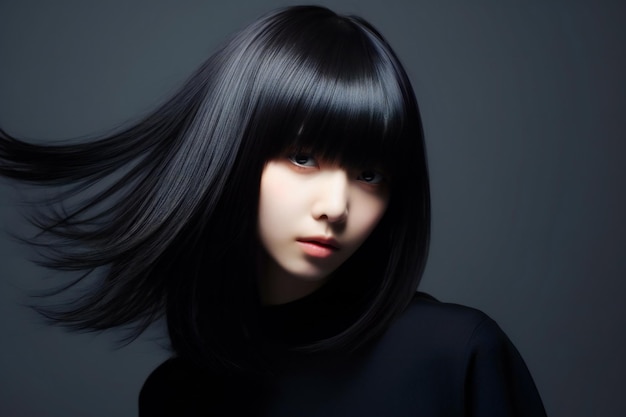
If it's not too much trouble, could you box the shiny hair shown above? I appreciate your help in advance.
[0,5,429,371]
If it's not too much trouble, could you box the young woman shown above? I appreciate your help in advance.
[0,5,546,416]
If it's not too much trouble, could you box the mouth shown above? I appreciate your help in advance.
[297,237,340,250]
[296,237,340,258]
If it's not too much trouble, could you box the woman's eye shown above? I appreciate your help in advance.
[288,153,318,167]
[357,170,385,184]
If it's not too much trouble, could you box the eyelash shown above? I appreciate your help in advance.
[357,170,385,184]
[289,153,318,167]
[287,153,386,185]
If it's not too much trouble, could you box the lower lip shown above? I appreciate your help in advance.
[297,241,337,258]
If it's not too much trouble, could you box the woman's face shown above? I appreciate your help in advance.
[257,152,389,304]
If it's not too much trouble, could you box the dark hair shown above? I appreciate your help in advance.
[0,6,429,371]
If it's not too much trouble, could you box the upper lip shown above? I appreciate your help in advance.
[297,236,340,250]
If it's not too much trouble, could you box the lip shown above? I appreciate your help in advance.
[297,236,340,249]
[296,236,340,258]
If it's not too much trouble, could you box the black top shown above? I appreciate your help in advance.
[139,292,546,416]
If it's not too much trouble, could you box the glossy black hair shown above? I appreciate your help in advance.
[0,5,429,371]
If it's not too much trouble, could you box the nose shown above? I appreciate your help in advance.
[311,169,349,223]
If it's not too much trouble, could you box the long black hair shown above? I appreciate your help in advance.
[0,5,429,371]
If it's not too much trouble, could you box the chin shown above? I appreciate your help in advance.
[287,267,333,282]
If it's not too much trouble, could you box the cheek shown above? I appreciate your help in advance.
[258,179,283,232]
[262,178,289,200]
[258,162,304,238]
[259,172,297,222]
[350,192,389,239]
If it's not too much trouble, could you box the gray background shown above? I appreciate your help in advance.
[1,0,624,416]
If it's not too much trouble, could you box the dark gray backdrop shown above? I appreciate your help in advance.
[1,1,624,416]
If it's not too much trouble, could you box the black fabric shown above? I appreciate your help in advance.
[139,292,546,416]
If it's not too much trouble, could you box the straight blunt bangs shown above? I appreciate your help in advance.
[229,7,420,176]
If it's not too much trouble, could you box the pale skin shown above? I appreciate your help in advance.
[257,152,390,305]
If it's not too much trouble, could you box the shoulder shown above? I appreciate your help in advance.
[404,291,491,325]
[138,358,213,416]
[140,357,194,392]
[138,358,189,416]
[357,292,508,377]
[363,291,526,382]
[380,292,547,416]
[384,292,504,353]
